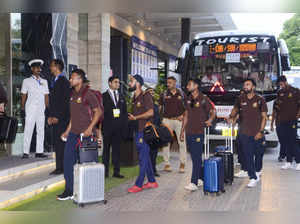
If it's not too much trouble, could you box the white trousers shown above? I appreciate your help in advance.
[23,109,45,154]
[162,118,187,165]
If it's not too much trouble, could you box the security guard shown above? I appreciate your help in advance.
[180,78,216,192]
[159,76,187,173]
[127,74,158,193]
[21,59,49,158]
[274,76,300,170]
[228,79,268,188]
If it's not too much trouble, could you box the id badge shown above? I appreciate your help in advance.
[113,109,120,118]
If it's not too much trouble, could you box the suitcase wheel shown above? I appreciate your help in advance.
[103,200,108,205]
[216,192,221,196]
[79,204,85,208]
[222,189,226,193]
[204,191,209,196]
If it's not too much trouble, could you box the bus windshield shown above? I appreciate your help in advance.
[189,35,279,93]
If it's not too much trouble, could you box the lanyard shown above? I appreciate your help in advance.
[55,73,64,82]
[32,76,42,86]
[51,73,64,88]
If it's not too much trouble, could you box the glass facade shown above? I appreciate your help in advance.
[11,13,25,133]
[0,13,68,156]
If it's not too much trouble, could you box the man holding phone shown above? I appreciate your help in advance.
[57,69,102,201]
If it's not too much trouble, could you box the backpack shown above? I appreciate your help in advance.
[71,86,104,126]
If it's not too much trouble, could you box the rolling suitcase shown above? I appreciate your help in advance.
[203,127,225,196]
[73,162,107,207]
[0,115,18,143]
[215,124,234,185]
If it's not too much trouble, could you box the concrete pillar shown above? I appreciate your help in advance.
[67,13,79,76]
[87,13,111,92]
[181,18,191,44]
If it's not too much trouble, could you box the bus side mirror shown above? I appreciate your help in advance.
[176,43,189,74]
[279,39,291,71]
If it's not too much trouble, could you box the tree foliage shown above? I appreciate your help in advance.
[279,14,300,66]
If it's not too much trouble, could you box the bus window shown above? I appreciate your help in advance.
[190,36,280,93]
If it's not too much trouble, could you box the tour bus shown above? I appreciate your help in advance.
[177,30,291,147]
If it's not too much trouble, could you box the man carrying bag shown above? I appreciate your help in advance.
[57,69,102,201]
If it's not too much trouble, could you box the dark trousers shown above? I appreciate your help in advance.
[277,121,300,163]
[53,122,67,171]
[150,148,158,174]
[276,125,287,158]
[236,134,247,171]
[186,134,204,185]
[63,132,79,194]
[135,132,156,188]
[102,130,121,175]
[239,134,265,180]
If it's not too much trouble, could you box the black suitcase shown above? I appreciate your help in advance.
[78,135,99,164]
[214,124,234,185]
[215,151,234,184]
[0,115,18,143]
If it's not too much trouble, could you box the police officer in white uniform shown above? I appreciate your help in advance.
[21,59,49,158]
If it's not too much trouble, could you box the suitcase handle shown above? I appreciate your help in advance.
[225,123,233,154]
[80,133,96,142]
[204,127,210,159]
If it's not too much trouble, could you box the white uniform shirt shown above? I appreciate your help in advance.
[21,76,49,111]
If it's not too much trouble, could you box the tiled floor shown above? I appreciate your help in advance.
[95,148,300,211]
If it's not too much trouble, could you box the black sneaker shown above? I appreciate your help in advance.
[278,156,285,162]
[56,191,73,201]
[22,154,29,159]
[154,172,160,177]
[35,153,48,158]
[49,170,63,175]
[113,173,125,179]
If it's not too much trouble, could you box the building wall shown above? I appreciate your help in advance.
[110,14,178,56]
[66,13,178,92]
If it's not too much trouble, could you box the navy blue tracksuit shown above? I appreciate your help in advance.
[186,135,204,185]
[277,121,300,163]
[135,132,156,187]
[239,134,265,179]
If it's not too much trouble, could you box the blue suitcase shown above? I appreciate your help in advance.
[203,127,225,196]
[203,157,225,195]
[215,145,229,153]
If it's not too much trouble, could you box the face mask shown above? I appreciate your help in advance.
[128,85,136,92]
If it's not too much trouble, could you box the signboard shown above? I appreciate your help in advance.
[209,43,257,54]
[195,36,272,55]
[215,105,234,118]
[225,53,241,63]
[131,36,158,84]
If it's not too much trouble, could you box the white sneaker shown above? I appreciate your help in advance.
[184,183,198,191]
[281,162,292,170]
[198,179,203,187]
[256,171,262,178]
[234,170,248,178]
[295,163,300,171]
[255,175,260,182]
[247,179,258,188]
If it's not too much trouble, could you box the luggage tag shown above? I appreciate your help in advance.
[113,108,120,118]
